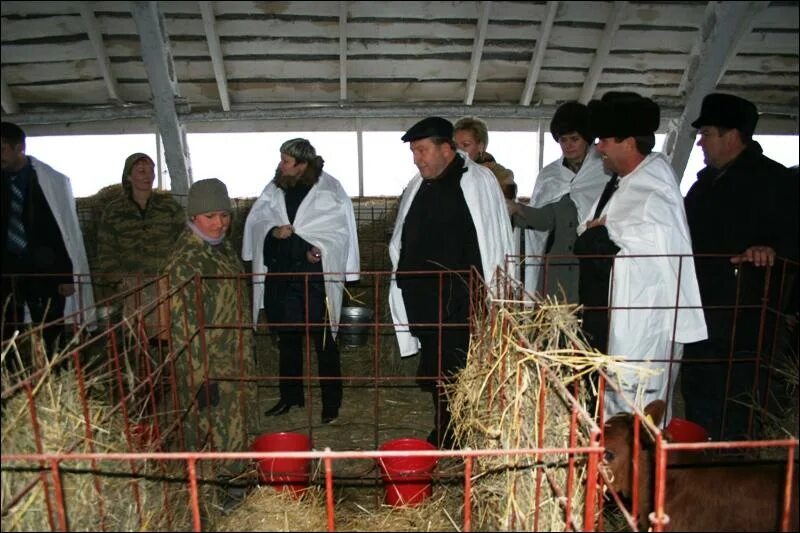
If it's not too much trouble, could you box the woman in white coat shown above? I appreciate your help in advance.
[242,139,359,425]
[508,101,608,302]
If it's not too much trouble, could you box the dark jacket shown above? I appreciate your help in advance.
[685,142,797,347]
[262,182,325,330]
[2,161,73,285]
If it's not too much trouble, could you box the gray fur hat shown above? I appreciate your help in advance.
[187,178,231,217]
[280,138,317,163]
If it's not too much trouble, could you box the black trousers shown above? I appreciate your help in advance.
[276,327,342,410]
[2,274,66,371]
[413,326,470,446]
[681,337,767,441]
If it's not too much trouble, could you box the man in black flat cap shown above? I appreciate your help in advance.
[573,92,707,422]
[681,93,798,441]
[388,116,514,448]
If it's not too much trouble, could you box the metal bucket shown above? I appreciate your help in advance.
[339,306,374,348]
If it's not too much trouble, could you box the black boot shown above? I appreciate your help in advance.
[264,399,303,417]
[321,405,339,424]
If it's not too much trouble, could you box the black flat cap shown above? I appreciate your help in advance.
[589,92,660,139]
[401,116,454,143]
[691,93,758,138]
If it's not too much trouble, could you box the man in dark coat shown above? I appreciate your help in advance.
[388,116,515,448]
[681,93,798,441]
[1,121,74,361]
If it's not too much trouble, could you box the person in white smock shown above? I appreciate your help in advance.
[506,101,608,302]
[242,138,360,425]
[2,121,95,366]
[573,93,707,422]
[389,117,514,448]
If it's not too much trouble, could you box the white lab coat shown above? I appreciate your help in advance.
[242,171,360,337]
[578,152,708,419]
[524,148,608,295]
[28,156,96,329]
[389,157,515,357]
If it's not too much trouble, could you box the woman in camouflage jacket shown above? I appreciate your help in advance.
[163,178,255,478]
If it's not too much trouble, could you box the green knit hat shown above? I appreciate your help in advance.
[187,178,231,217]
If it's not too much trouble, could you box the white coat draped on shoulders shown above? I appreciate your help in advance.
[242,172,360,336]
[578,152,707,419]
[30,156,96,329]
[388,157,515,357]
[524,149,607,295]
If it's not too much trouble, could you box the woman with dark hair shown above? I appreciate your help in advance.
[243,138,360,425]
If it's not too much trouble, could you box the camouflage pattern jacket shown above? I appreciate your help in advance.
[95,191,184,301]
[163,229,255,455]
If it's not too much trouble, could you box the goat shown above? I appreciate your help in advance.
[601,401,799,532]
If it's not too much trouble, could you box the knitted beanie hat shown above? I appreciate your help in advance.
[187,178,231,217]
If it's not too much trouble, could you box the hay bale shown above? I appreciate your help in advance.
[448,292,626,531]
[751,347,799,450]
[76,184,125,271]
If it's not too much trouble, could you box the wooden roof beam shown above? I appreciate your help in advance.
[579,1,626,104]
[714,2,768,85]
[339,1,348,102]
[676,2,718,97]
[78,1,123,103]
[519,1,559,106]
[131,0,192,200]
[199,1,231,111]
[464,1,492,105]
[664,2,768,185]
[1,75,19,114]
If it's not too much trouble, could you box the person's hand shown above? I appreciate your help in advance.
[272,225,294,239]
[307,246,322,264]
[505,199,521,217]
[58,283,76,297]
[586,215,607,229]
[730,245,775,267]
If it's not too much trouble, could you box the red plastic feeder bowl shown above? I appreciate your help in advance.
[252,432,312,497]
[666,418,710,443]
[378,437,438,507]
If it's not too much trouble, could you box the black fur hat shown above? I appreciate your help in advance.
[691,93,758,138]
[550,101,593,143]
[589,92,660,139]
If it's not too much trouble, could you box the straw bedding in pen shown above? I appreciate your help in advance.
[212,484,461,532]
[0,337,197,532]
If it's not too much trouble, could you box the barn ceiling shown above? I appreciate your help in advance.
[1,1,798,193]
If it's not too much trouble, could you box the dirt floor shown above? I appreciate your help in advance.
[249,329,441,483]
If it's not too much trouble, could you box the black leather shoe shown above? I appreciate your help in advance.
[426,428,439,447]
[264,400,301,417]
[427,427,456,449]
[321,407,339,425]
